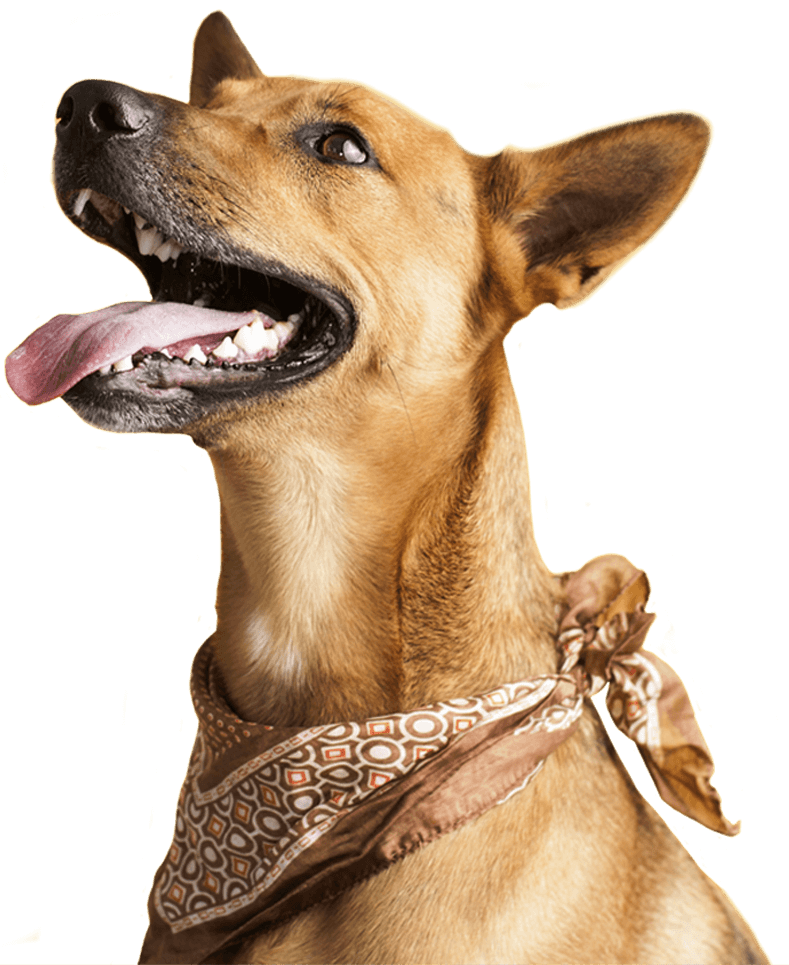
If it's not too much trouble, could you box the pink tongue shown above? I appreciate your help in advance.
[5,301,258,405]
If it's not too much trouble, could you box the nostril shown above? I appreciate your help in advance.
[92,100,129,134]
[56,94,75,128]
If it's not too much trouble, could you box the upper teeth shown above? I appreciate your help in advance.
[131,212,184,262]
[71,189,185,263]
[73,187,92,218]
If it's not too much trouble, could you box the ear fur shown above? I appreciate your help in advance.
[190,11,264,107]
[481,114,709,310]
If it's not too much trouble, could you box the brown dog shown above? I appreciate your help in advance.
[5,11,768,964]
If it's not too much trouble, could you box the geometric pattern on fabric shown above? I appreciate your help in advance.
[153,645,570,935]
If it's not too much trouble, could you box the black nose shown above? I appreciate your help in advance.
[56,80,154,150]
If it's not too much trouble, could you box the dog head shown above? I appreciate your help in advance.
[6,12,708,446]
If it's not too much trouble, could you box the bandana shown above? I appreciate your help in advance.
[139,555,737,964]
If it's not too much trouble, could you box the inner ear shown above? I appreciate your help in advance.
[482,113,709,312]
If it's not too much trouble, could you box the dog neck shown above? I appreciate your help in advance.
[203,342,559,727]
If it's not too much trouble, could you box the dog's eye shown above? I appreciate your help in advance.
[319,132,367,164]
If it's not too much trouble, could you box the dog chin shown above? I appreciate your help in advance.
[63,377,208,433]
[62,365,269,435]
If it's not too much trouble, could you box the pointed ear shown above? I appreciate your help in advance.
[481,114,709,311]
[190,12,264,107]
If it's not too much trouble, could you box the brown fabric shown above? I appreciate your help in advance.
[556,554,738,836]
[140,555,737,964]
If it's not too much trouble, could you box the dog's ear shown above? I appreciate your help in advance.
[190,12,264,107]
[480,114,709,311]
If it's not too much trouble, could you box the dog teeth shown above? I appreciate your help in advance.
[153,238,184,262]
[96,310,302,379]
[176,313,300,366]
[273,319,296,346]
[136,224,164,256]
[112,355,134,373]
[212,336,239,359]
[233,318,278,355]
[69,194,184,261]
[73,188,93,218]
[130,211,183,262]
[90,192,306,360]
[183,344,208,364]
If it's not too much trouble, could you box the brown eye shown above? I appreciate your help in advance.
[319,132,367,164]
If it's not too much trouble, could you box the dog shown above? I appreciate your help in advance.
[4,11,769,964]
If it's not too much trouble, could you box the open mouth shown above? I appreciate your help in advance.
[75,188,310,370]
[6,186,354,430]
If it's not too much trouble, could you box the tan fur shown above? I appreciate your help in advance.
[63,12,770,963]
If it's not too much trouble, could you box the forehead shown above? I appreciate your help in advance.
[206,76,464,166]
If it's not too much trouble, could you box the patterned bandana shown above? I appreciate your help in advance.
[139,555,737,964]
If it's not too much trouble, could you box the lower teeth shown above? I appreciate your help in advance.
[100,310,301,377]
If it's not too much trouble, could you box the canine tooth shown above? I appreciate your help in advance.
[112,355,134,373]
[73,188,92,218]
[183,344,207,364]
[99,364,112,376]
[287,313,301,324]
[212,336,239,359]
[137,224,164,256]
